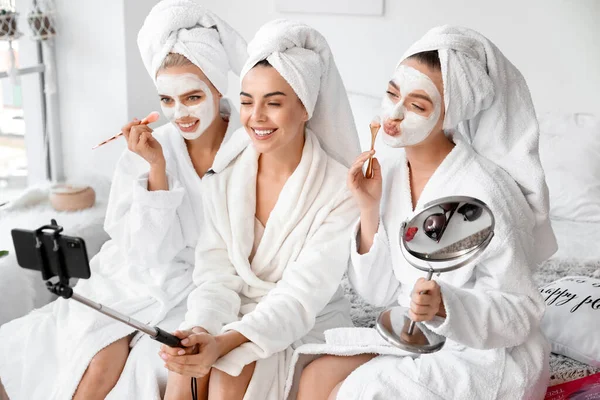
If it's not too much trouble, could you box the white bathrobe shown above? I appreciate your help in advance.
[286,135,550,400]
[177,129,358,400]
[0,104,248,400]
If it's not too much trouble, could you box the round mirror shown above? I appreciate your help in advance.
[401,196,495,272]
[376,196,495,354]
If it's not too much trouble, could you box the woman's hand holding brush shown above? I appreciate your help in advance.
[121,115,165,168]
[347,117,383,255]
[92,111,160,150]
[96,111,168,191]
[365,116,381,179]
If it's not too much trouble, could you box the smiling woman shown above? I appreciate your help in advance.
[156,54,221,140]
[158,19,361,400]
[239,59,308,159]
[0,1,251,399]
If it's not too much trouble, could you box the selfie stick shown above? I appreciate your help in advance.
[34,220,181,348]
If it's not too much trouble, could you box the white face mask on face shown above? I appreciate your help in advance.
[156,73,216,140]
[380,65,442,148]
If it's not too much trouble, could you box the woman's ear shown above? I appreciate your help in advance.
[303,109,309,122]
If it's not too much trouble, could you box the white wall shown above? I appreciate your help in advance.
[205,0,600,114]
[123,0,162,120]
[55,0,600,181]
[54,0,127,181]
[54,0,159,181]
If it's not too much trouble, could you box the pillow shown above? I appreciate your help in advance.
[540,276,600,366]
[538,113,600,222]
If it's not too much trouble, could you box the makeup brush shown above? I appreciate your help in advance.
[92,111,160,150]
[365,116,381,179]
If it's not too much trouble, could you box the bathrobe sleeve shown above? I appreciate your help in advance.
[179,187,244,335]
[347,218,401,307]
[104,148,188,265]
[214,190,358,374]
[424,229,546,350]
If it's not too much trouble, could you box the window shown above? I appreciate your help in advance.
[0,0,56,206]
[0,40,27,205]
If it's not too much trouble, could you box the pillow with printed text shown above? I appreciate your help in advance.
[540,276,600,366]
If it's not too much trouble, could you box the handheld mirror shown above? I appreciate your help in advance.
[375,196,495,353]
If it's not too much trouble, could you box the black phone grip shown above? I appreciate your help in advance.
[152,328,198,400]
[153,327,182,347]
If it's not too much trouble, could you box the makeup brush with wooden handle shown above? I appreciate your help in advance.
[92,111,160,150]
[366,116,381,179]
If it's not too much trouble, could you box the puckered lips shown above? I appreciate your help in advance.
[383,119,401,137]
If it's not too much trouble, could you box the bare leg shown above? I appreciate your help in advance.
[164,370,211,400]
[208,362,256,400]
[0,378,9,400]
[73,336,131,400]
[297,354,377,400]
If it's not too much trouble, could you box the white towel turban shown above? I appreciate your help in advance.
[137,0,247,94]
[400,25,557,263]
[241,19,361,168]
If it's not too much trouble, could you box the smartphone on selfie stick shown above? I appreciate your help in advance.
[12,219,201,399]
[11,219,181,347]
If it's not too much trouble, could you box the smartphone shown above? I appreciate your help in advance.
[11,228,91,280]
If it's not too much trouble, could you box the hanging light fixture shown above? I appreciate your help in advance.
[0,0,20,39]
[27,0,56,95]
[0,0,21,83]
[27,0,55,41]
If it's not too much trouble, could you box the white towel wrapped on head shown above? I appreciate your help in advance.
[241,19,360,167]
[137,0,247,93]
[401,25,557,264]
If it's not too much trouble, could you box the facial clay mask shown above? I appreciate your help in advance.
[380,65,442,148]
[156,73,216,140]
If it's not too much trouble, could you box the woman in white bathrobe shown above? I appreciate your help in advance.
[295,26,558,400]
[0,1,249,399]
[158,20,361,400]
